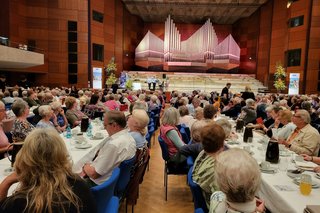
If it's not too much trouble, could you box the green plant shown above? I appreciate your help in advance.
[125,79,133,89]
[106,73,117,86]
[106,57,117,75]
[273,62,286,92]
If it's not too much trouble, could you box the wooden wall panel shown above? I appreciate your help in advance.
[306,0,320,93]
[232,9,260,75]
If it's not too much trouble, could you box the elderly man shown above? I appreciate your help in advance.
[80,111,136,186]
[279,109,320,156]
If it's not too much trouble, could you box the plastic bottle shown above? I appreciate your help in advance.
[86,123,93,137]
[66,124,72,139]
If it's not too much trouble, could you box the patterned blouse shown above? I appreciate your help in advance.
[11,119,35,142]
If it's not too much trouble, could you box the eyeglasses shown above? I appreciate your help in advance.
[293,114,301,118]
[104,122,114,128]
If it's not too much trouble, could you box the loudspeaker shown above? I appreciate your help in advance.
[162,74,166,79]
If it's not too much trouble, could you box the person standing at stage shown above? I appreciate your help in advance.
[147,77,152,90]
[151,76,157,91]
[221,83,231,103]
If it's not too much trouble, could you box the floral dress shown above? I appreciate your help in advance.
[11,119,35,142]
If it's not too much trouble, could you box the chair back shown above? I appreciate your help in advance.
[188,166,208,212]
[90,167,120,213]
[115,155,136,197]
[158,135,170,161]
[177,124,190,144]
[126,147,150,205]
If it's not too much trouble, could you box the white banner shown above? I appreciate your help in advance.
[288,73,300,95]
[92,67,102,89]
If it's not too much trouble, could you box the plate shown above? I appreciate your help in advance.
[259,165,277,174]
[91,136,104,140]
[293,177,320,188]
[287,169,303,179]
[74,143,92,149]
[279,151,291,157]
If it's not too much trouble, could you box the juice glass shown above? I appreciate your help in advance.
[300,174,312,195]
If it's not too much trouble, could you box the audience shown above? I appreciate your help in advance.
[160,107,186,170]
[11,99,35,142]
[128,109,149,148]
[51,101,68,132]
[0,128,97,212]
[80,111,136,186]
[279,109,320,156]
[192,122,226,208]
[0,102,11,158]
[210,148,265,213]
[65,96,85,127]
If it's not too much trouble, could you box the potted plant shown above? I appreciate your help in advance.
[273,62,286,93]
[105,57,117,87]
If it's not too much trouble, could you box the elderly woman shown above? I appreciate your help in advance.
[51,101,68,132]
[127,109,150,148]
[0,102,11,158]
[210,148,265,213]
[239,98,257,124]
[178,105,196,128]
[11,99,35,142]
[192,122,226,208]
[148,95,160,112]
[83,94,105,119]
[160,107,186,168]
[179,119,211,160]
[0,128,97,212]
[36,105,60,132]
[271,109,296,140]
[65,96,85,127]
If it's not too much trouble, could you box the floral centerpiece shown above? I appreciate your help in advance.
[273,62,286,92]
[105,57,117,86]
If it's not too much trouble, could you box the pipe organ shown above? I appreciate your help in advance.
[135,16,240,71]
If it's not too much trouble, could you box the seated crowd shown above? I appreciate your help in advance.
[0,84,320,212]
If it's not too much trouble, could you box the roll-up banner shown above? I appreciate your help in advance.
[288,73,300,95]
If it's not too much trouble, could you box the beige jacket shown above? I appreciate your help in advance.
[289,124,320,156]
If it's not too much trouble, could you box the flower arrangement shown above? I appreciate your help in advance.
[106,57,117,75]
[106,73,117,86]
[125,79,133,89]
[273,62,286,92]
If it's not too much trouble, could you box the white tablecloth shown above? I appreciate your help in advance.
[227,130,320,213]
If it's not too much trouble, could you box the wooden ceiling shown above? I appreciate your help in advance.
[122,0,269,24]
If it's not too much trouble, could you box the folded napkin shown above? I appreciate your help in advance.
[295,161,318,168]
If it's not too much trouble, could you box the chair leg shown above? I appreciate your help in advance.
[165,165,168,201]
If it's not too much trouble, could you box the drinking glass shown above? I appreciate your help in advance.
[278,157,288,172]
[300,174,312,195]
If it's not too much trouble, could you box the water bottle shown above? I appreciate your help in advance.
[66,124,72,139]
[86,123,93,137]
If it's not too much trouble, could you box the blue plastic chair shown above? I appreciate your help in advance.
[158,135,188,201]
[187,156,194,168]
[188,166,208,213]
[195,208,205,213]
[90,167,120,213]
[177,124,191,144]
[115,155,136,199]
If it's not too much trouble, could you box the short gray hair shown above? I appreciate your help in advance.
[161,107,180,126]
[297,109,311,124]
[50,101,62,111]
[215,118,232,137]
[245,99,255,107]
[38,105,52,117]
[12,99,29,117]
[215,148,261,203]
[190,120,211,143]
[12,91,19,97]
